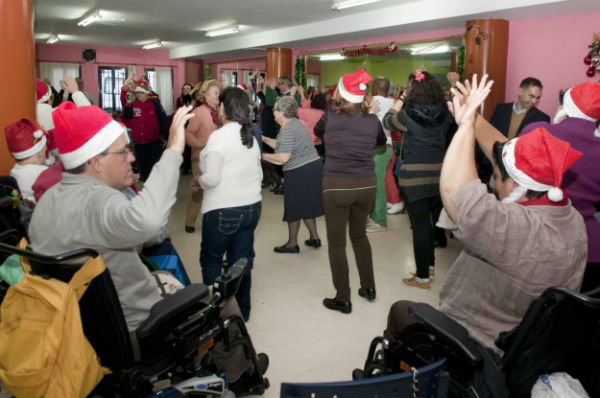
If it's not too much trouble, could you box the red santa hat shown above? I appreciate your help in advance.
[501,128,582,203]
[43,129,58,155]
[36,79,52,103]
[134,79,151,94]
[237,83,248,91]
[52,102,127,169]
[338,69,372,103]
[561,82,600,122]
[4,119,47,160]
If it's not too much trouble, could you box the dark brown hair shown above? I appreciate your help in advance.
[331,89,369,116]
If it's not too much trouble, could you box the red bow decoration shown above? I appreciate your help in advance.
[413,68,426,81]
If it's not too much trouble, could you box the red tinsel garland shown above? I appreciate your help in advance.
[340,42,398,57]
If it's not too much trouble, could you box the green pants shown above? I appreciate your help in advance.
[369,146,392,227]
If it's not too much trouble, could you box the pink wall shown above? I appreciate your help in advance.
[36,43,185,112]
[506,12,600,117]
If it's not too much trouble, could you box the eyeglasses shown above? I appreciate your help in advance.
[103,144,134,157]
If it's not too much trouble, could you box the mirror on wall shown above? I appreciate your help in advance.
[304,37,463,95]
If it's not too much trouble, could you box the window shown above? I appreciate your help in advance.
[144,68,156,92]
[39,62,81,92]
[98,66,127,114]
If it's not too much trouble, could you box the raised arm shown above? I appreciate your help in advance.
[440,74,494,222]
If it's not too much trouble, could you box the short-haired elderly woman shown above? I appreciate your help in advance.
[262,96,323,253]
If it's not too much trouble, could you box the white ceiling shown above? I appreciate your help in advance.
[33,0,599,60]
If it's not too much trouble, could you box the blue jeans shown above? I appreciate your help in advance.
[200,201,261,321]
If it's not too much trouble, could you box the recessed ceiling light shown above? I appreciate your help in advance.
[410,44,450,55]
[205,24,240,38]
[331,0,383,11]
[320,53,346,61]
[46,34,60,44]
[142,41,163,50]
[78,10,102,27]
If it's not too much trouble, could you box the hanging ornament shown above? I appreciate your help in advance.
[584,56,592,65]
[587,66,596,77]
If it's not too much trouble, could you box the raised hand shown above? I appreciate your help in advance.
[451,74,493,125]
[168,106,195,154]
[61,75,79,94]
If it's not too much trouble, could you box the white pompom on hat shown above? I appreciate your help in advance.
[4,119,47,160]
[337,69,372,103]
[561,82,600,122]
[51,102,127,169]
[501,128,583,203]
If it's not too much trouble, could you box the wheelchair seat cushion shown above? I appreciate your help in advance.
[136,283,209,339]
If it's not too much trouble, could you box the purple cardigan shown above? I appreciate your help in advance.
[522,117,600,262]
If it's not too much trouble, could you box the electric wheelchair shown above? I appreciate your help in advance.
[0,230,269,397]
[354,286,600,398]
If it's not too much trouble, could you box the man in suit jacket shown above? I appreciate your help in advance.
[489,77,550,139]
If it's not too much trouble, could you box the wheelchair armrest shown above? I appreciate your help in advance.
[409,303,482,367]
[136,283,209,339]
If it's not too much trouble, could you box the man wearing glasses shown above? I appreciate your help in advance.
[29,101,193,332]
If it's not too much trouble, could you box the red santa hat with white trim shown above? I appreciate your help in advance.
[338,69,372,103]
[134,79,151,94]
[501,127,582,203]
[52,102,128,169]
[4,119,47,160]
[560,82,600,122]
[36,79,52,103]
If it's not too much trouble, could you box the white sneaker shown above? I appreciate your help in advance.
[366,221,387,233]
[386,202,393,209]
[387,202,405,215]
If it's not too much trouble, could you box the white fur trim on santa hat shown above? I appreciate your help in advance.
[338,77,365,103]
[502,138,563,202]
[562,88,596,122]
[134,86,150,94]
[11,135,47,160]
[59,120,127,169]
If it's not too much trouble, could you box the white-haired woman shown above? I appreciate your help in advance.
[262,96,323,253]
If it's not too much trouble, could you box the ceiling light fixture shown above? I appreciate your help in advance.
[205,24,240,38]
[78,10,102,27]
[46,34,60,44]
[142,41,163,50]
[410,44,451,55]
[319,53,346,61]
[331,0,383,11]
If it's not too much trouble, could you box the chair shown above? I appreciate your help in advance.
[0,239,269,397]
[280,359,448,398]
[357,286,600,398]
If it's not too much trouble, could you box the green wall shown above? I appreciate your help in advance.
[320,56,451,90]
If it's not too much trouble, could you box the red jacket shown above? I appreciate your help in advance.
[120,89,167,144]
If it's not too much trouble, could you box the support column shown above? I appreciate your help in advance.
[0,0,36,174]
[464,19,509,120]
[266,48,292,80]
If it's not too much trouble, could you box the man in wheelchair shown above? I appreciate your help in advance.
[24,102,268,395]
[379,75,588,396]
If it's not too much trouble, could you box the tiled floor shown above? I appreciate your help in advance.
[168,174,462,397]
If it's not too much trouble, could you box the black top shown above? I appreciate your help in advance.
[489,102,550,137]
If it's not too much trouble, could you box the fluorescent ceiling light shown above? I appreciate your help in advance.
[78,10,102,27]
[320,53,346,61]
[205,24,240,38]
[410,44,450,55]
[46,34,59,44]
[331,0,383,11]
[142,41,163,50]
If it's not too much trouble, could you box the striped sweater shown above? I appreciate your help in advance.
[383,107,450,203]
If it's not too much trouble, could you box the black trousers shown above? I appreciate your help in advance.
[134,140,163,182]
[403,194,443,279]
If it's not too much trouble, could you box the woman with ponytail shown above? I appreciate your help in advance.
[196,86,262,321]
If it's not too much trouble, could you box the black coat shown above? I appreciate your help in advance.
[489,102,550,138]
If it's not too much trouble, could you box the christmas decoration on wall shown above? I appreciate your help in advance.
[203,65,212,82]
[583,32,600,77]
[295,56,306,88]
[457,45,465,81]
[340,42,399,57]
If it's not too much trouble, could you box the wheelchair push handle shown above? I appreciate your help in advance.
[211,257,248,305]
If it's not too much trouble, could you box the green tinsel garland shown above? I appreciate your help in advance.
[457,45,465,81]
[203,65,212,82]
[294,56,306,88]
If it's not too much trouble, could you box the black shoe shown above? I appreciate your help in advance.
[273,186,284,195]
[323,298,352,314]
[304,238,321,248]
[256,352,269,376]
[358,287,376,301]
[273,244,299,253]
[185,225,195,233]
[229,353,270,396]
[269,184,282,192]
